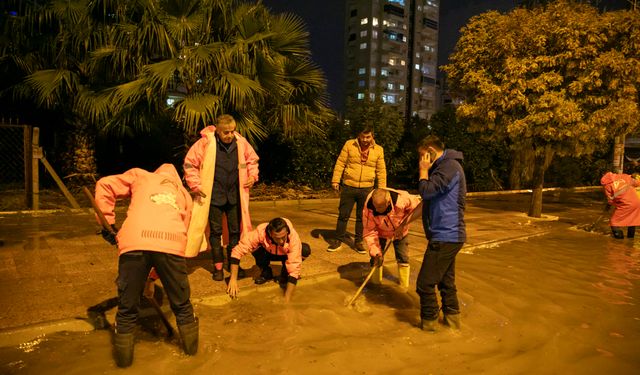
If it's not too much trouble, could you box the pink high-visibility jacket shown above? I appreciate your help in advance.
[183,126,259,256]
[94,164,193,256]
[601,172,640,227]
[230,218,302,279]
[363,188,421,257]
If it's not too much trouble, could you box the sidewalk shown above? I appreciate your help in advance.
[0,190,606,345]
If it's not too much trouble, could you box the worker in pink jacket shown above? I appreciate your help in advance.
[227,217,311,302]
[601,171,640,238]
[95,164,198,367]
[183,114,259,281]
[363,188,421,289]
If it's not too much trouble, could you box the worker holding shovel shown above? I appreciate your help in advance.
[363,188,421,289]
[93,164,199,367]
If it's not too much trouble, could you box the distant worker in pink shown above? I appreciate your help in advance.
[363,188,421,288]
[183,114,259,281]
[94,164,198,368]
[600,171,640,239]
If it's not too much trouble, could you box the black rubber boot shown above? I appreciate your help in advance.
[627,226,636,238]
[178,318,199,355]
[113,332,135,367]
[254,267,273,285]
[212,268,224,281]
[611,227,624,239]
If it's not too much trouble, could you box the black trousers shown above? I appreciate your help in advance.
[335,186,372,243]
[116,251,194,333]
[208,202,240,264]
[252,243,311,274]
[415,241,463,320]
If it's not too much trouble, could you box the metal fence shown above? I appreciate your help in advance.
[0,124,29,186]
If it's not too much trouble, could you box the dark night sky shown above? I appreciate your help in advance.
[262,0,632,113]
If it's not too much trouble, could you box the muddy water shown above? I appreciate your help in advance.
[1,230,639,374]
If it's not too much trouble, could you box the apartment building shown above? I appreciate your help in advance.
[344,0,440,119]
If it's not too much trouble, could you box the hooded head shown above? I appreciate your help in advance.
[600,172,616,186]
[154,163,181,183]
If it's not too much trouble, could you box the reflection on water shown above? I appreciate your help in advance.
[0,231,639,374]
[593,239,640,305]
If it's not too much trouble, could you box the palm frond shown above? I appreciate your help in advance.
[268,13,310,57]
[144,58,182,93]
[217,70,264,108]
[23,69,80,107]
[173,93,222,134]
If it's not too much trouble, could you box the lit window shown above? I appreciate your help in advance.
[370,68,377,76]
[370,93,376,100]
[400,60,406,66]
[399,84,405,90]
[416,53,421,58]
[357,93,365,100]
[387,83,394,90]
[372,17,378,26]
[360,42,367,49]
[389,58,395,65]
[360,30,367,37]
[381,68,389,76]
[415,64,420,70]
[361,17,368,25]
[414,88,419,93]
[402,36,407,42]
[372,31,378,39]
[358,67,366,75]
[383,20,389,26]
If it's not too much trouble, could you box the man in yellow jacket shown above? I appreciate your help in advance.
[329,124,386,253]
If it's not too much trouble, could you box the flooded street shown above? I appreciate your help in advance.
[1,229,639,374]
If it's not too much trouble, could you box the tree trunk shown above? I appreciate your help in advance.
[509,145,535,189]
[612,135,625,174]
[528,145,554,218]
[61,115,97,187]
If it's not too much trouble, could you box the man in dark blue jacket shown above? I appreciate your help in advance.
[416,135,466,332]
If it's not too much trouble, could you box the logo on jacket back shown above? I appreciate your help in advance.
[150,192,179,210]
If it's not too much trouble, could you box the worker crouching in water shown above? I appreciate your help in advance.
[95,164,198,367]
[601,171,640,239]
[363,188,421,288]
[226,217,311,302]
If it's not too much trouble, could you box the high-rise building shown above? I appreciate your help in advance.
[344,0,439,119]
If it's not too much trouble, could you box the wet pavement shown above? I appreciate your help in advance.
[0,190,620,345]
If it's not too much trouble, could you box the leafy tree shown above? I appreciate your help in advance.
[443,0,640,217]
[428,106,510,192]
[87,0,332,142]
[1,0,333,180]
[1,0,102,180]
[344,93,405,179]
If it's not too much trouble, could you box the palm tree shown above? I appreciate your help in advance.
[86,0,333,143]
[1,0,333,180]
[1,0,101,181]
